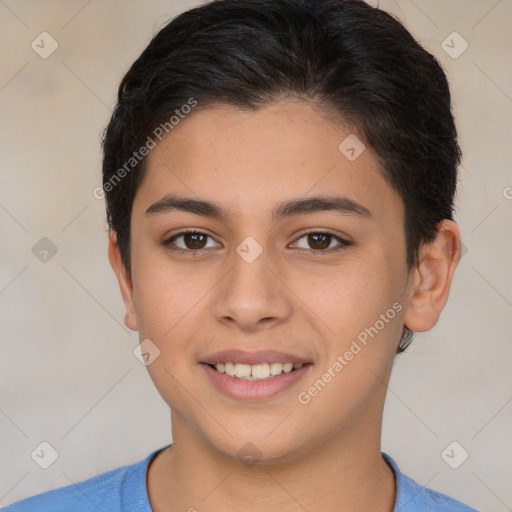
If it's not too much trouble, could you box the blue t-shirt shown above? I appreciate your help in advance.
[2,445,478,511]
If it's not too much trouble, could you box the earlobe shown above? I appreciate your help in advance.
[107,231,139,331]
[403,220,461,333]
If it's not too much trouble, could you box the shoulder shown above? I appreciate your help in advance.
[382,453,480,512]
[1,464,131,512]
[1,466,127,512]
[1,448,164,512]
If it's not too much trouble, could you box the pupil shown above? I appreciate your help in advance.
[186,233,206,250]
[309,233,330,250]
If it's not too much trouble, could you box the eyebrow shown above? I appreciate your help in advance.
[145,194,373,222]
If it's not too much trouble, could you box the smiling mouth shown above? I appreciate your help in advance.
[206,362,311,380]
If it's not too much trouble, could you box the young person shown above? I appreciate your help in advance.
[4,0,479,510]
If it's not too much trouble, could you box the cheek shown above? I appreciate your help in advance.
[130,248,220,380]
[295,265,403,425]
[294,256,399,337]
[321,260,405,373]
[131,243,195,335]
[130,255,206,411]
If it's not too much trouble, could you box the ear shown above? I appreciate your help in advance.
[403,220,461,332]
[108,231,138,331]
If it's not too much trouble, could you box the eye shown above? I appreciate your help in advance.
[291,231,350,253]
[162,230,221,253]
[162,229,351,255]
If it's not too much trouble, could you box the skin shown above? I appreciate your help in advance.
[108,99,461,512]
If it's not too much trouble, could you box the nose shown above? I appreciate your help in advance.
[211,242,293,332]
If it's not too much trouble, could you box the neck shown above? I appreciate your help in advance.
[147,409,396,512]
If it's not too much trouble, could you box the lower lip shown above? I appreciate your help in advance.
[201,363,312,401]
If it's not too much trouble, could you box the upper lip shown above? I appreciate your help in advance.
[200,349,311,366]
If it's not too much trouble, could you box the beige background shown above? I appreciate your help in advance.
[1,0,511,510]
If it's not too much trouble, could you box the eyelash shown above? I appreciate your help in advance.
[161,228,351,255]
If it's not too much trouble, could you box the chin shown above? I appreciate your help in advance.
[206,429,304,467]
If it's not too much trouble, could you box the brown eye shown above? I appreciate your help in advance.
[307,233,331,250]
[292,231,350,253]
[163,231,221,253]
[181,233,207,250]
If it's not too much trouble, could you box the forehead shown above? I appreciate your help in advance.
[134,100,403,223]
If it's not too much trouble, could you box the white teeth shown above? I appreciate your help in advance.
[234,363,251,379]
[224,362,235,376]
[270,362,283,376]
[252,363,271,379]
[213,361,306,380]
[282,362,293,373]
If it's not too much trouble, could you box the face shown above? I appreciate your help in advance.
[112,99,416,463]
